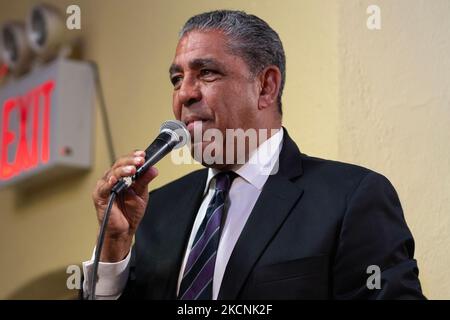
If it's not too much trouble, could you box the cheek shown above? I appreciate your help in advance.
[172,94,181,120]
[225,82,257,119]
[200,85,220,115]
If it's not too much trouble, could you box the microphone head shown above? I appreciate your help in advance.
[160,120,190,149]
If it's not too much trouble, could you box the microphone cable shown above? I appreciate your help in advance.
[89,61,116,165]
[89,190,117,300]
[87,61,118,299]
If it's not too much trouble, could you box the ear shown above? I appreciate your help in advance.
[257,66,282,111]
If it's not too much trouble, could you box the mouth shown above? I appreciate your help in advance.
[183,116,212,133]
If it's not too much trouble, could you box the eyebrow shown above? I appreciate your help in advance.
[169,58,225,77]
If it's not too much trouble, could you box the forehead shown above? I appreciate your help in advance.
[171,30,247,71]
[175,30,229,58]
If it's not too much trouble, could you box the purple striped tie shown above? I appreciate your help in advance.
[178,171,235,300]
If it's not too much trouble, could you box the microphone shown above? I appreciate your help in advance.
[111,120,190,194]
[89,120,189,300]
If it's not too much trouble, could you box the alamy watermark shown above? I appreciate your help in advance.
[367,5,381,30]
[66,5,81,30]
[171,124,281,175]
[366,265,381,290]
[66,264,81,290]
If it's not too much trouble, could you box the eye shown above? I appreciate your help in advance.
[171,75,183,88]
[199,69,221,82]
[200,69,216,77]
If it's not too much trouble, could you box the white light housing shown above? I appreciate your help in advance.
[0,22,34,75]
[26,4,65,61]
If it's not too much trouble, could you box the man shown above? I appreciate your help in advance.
[83,10,425,299]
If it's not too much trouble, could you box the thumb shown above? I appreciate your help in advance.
[132,166,158,195]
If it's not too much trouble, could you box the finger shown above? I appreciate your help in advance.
[95,150,146,199]
[133,149,146,157]
[107,154,145,182]
[101,169,109,181]
[111,154,145,171]
[97,163,140,199]
[96,174,117,199]
[108,165,136,186]
[132,166,159,195]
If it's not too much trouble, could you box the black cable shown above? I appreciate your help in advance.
[89,61,116,165]
[89,191,117,300]
[85,61,118,299]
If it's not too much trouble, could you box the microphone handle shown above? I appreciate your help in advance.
[111,131,177,194]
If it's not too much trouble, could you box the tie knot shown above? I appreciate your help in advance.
[214,171,236,193]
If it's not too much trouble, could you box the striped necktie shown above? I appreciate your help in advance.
[178,171,235,300]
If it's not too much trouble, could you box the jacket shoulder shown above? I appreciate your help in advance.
[298,154,393,195]
[301,154,372,177]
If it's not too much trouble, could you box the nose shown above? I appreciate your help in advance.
[177,76,202,108]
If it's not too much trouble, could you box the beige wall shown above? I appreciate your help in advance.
[337,0,450,298]
[0,0,448,299]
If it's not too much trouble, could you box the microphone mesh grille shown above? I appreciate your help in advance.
[160,120,190,149]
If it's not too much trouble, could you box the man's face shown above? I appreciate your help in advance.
[170,30,261,166]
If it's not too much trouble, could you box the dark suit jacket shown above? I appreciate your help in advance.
[121,129,425,299]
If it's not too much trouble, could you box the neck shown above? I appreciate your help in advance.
[205,125,283,171]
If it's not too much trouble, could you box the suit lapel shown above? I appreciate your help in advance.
[169,171,208,265]
[149,169,207,298]
[218,129,305,299]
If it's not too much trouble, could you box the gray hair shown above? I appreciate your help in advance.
[180,10,286,115]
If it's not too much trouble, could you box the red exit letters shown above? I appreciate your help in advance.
[0,80,55,180]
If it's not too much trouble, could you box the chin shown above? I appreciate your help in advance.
[190,140,228,167]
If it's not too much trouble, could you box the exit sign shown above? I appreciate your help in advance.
[0,59,94,188]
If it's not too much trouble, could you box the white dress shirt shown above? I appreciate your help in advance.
[83,128,284,299]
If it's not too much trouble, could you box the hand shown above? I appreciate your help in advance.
[92,150,158,261]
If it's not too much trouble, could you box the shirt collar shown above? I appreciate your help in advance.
[203,128,284,194]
